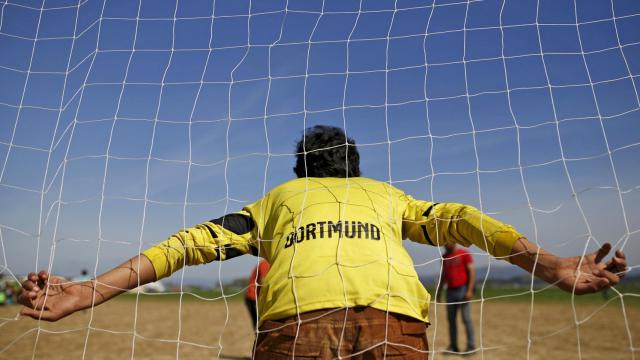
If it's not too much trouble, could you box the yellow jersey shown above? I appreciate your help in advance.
[143,177,521,324]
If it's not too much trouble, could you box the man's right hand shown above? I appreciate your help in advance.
[18,271,90,322]
[18,255,158,322]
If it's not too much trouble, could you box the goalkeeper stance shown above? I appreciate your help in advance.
[19,125,627,359]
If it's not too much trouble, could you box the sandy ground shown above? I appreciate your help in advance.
[0,296,637,359]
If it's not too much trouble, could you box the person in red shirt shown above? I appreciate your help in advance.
[436,243,476,355]
[245,259,270,329]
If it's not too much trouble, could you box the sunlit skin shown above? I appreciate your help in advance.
[18,237,626,322]
[509,239,626,295]
[18,255,155,321]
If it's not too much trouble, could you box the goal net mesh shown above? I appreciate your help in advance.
[0,0,638,358]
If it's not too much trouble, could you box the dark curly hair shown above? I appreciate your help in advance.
[294,125,361,178]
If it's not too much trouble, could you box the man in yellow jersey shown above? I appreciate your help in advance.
[18,125,627,359]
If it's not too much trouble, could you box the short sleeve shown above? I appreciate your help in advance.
[463,251,472,265]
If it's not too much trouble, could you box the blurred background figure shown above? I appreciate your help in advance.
[437,243,476,355]
[0,282,7,306]
[72,269,91,283]
[0,279,18,306]
[245,259,270,329]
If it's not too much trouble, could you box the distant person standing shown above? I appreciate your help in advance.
[245,259,270,329]
[437,243,476,355]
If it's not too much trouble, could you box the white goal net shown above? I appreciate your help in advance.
[0,0,638,359]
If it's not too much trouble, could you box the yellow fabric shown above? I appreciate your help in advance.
[401,199,521,261]
[143,177,522,325]
[142,217,257,279]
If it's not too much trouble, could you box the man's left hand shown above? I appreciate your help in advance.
[554,243,627,295]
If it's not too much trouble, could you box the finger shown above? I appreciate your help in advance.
[606,256,626,270]
[606,254,627,272]
[593,243,612,264]
[17,283,44,308]
[611,255,625,265]
[595,269,620,286]
[615,251,627,267]
[18,294,47,312]
[17,291,34,307]
[20,307,41,319]
[575,277,610,295]
[37,271,49,288]
[20,307,58,322]
[606,261,627,280]
[21,279,40,292]
[21,280,35,291]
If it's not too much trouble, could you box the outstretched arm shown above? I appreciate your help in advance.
[402,198,627,294]
[19,212,259,322]
[19,254,155,321]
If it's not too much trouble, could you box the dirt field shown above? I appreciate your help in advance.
[0,295,637,359]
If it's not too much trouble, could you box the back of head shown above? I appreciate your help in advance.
[294,125,361,178]
[444,243,456,254]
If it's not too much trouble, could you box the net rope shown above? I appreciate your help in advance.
[0,0,638,358]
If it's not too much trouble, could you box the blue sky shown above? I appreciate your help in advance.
[0,0,639,287]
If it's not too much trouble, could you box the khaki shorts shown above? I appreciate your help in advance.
[254,307,429,359]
